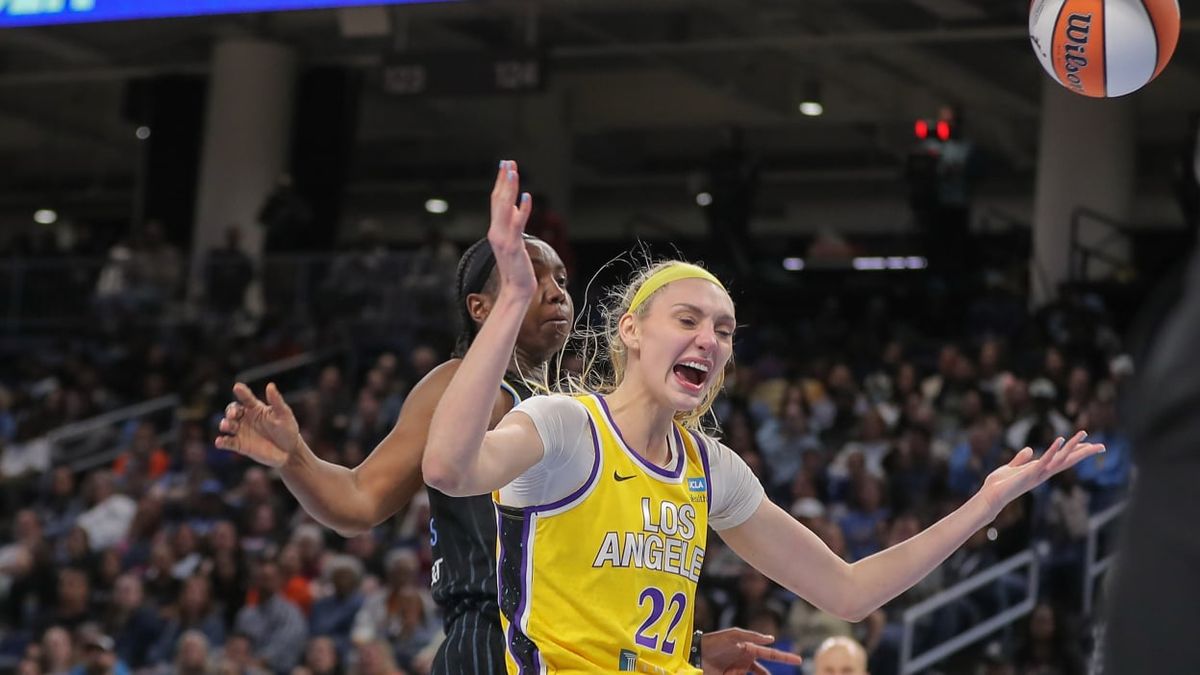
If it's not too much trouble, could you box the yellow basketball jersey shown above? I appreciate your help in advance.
[495,394,712,674]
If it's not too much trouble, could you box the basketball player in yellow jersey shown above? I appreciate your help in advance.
[424,161,1105,674]
[491,392,721,674]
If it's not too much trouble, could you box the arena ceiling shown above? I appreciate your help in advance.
[0,0,1198,213]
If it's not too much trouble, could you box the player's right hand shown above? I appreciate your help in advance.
[489,159,535,298]
[215,382,302,468]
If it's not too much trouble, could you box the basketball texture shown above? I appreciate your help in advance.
[1029,0,1180,97]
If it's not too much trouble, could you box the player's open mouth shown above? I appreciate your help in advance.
[672,359,710,392]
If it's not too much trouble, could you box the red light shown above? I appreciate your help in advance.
[936,120,951,141]
[915,120,929,139]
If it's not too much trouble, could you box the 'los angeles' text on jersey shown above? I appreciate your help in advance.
[592,497,705,583]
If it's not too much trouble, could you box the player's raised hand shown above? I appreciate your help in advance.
[489,160,535,298]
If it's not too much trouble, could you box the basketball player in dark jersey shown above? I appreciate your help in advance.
[217,162,800,674]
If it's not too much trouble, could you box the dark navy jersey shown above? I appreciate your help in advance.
[427,377,532,630]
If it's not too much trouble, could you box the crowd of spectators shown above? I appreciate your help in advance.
[0,345,445,675]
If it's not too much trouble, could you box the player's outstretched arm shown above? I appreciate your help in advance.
[721,432,1104,621]
[217,363,470,537]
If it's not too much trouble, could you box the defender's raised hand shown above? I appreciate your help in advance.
[489,160,535,298]
[215,382,302,468]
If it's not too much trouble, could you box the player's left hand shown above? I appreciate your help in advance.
[701,628,803,675]
[980,430,1105,515]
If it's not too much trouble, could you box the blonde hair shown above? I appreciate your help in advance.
[557,256,732,432]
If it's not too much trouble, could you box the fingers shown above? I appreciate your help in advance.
[493,160,520,214]
[231,382,263,410]
[502,164,518,208]
[1033,435,1066,477]
[490,160,533,251]
[1062,441,1107,468]
[750,664,770,675]
[1041,435,1066,460]
[1020,432,1104,487]
[1008,447,1034,467]
[265,382,292,414]
[220,396,244,436]
[217,383,271,455]
[514,192,532,231]
[738,643,803,665]
[1059,430,1087,457]
[491,160,511,201]
[213,433,239,453]
[1042,431,1087,476]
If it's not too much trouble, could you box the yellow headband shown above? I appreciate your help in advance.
[628,263,727,314]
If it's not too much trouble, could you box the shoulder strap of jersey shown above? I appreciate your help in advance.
[501,377,532,405]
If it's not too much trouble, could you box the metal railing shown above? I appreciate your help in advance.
[0,250,458,335]
[234,347,348,388]
[1083,501,1126,614]
[1068,208,1134,283]
[897,499,1128,674]
[900,550,1040,675]
[25,348,348,473]
[49,394,182,471]
[229,347,357,415]
[975,207,1031,235]
[1,256,107,332]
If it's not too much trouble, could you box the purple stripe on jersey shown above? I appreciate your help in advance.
[690,430,713,505]
[497,509,516,672]
[520,513,540,674]
[499,508,539,675]
[596,395,685,479]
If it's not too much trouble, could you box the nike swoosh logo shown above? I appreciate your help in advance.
[613,471,636,482]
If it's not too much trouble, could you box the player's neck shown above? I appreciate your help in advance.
[509,349,546,384]
[605,380,675,466]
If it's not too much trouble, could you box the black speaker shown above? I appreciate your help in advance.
[122,75,207,247]
[273,66,362,253]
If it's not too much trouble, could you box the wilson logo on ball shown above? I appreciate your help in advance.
[1030,0,1181,98]
[1061,13,1093,94]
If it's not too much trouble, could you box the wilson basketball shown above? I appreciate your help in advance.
[1029,0,1180,97]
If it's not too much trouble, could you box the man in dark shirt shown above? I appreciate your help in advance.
[203,225,254,317]
[1106,244,1200,674]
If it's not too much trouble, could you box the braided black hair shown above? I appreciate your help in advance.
[452,234,540,358]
